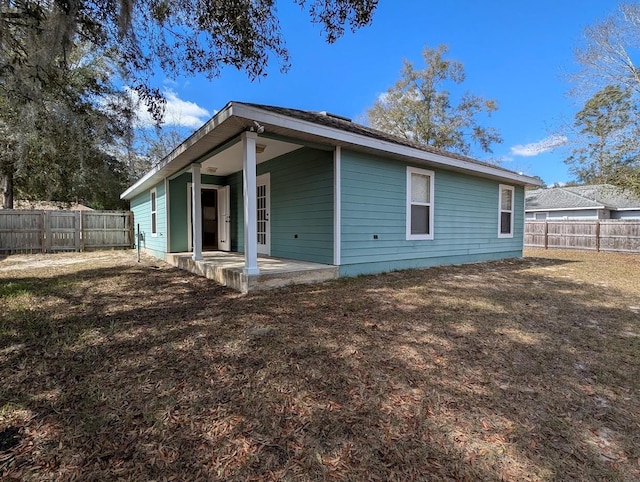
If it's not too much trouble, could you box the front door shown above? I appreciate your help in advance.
[188,184,231,252]
[202,189,217,250]
[256,173,270,255]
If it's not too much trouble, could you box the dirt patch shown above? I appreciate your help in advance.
[0,249,639,480]
[0,251,137,272]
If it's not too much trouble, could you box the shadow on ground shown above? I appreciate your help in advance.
[0,253,638,480]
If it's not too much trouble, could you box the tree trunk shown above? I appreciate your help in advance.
[1,169,14,209]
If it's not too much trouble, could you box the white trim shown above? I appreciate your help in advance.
[192,164,203,260]
[406,166,435,241]
[522,190,527,245]
[333,146,341,266]
[120,104,235,200]
[164,178,171,252]
[122,103,541,201]
[218,185,231,252]
[187,182,221,251]
[231,103,542,186]
[150,187,158,237]
[242,131,259,275]
[498,184,515,238]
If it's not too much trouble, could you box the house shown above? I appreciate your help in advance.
[121,102,541,291]
[525,184,640,220]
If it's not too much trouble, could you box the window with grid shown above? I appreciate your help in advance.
[150,188,157,236]
[406,167,434,240]
[498,185,514,238]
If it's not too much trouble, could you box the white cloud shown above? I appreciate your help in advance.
[131,89,211,129]
[510,135,568,157]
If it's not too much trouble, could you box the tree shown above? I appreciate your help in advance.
[565,85,640,189]
[0,18,135,208]
[573,3,640,98]
[0,0,378,207]
[366,45,502,156]
[569,3,640,195]
[1,0,378,119]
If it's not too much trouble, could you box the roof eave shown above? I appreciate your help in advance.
[230,103,541,186]
[122,102,542,200]
[121,102,236,200]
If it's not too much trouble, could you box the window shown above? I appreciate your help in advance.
[150,188,157,236]
[406,167,434,240]
[534,212,547,220]
[498,184,514,238]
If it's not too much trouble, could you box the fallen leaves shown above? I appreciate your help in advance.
[0,249,639,480]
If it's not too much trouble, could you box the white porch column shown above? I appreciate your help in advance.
[333,146,341,266]
[191,163,203,260]
[242,131,259,275]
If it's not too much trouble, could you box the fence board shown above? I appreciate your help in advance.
[0,210,44,253]
[525,220,640,253]
[82,211,133,250]
[0,210,133,254]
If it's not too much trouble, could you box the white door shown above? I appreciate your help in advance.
[218,185,231,251]
[256,173,270,255]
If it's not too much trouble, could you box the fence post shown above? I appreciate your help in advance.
[44,211,52,253]
[39,211,46,253]
[544,221,548,249]
[74,211,80,252]
[595,220,600,252]
[137,223,141,262]
[129,212,135,248]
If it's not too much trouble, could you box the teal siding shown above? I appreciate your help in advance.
[132,147,526,273]
[339,250,523,277]
[168,172,225,252]
[228,147,334,264]
[340,150,524,275]
[131,180,167,259]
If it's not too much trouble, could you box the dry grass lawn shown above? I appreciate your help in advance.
[0,248,639,481]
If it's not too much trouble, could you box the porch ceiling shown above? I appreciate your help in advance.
[199,137,303,176]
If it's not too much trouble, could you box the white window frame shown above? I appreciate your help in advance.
[406,166,435,240]
[498,184,514,238]
[150,187,158,237]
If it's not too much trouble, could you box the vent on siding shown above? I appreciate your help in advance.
[318,111,352,122]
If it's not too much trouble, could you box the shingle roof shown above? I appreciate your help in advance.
[526,184,640,211]
[562,184,640,209]
[122,100,542,200]
[238,102,527,179]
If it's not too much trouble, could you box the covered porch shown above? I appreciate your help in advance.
[166,251,338,293]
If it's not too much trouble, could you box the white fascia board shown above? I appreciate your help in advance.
[230,104,542,187]
[123,100,542,200]
[615,207,640,211]
[121,104,235,200]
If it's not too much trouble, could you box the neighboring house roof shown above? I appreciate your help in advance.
[122,101,541,200]
[9,200,93,211]
[525,184,640,212]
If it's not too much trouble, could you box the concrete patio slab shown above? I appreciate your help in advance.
[165,251,338,293]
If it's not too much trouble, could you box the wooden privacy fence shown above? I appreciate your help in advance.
[525,220,640,253]
[0,210,134,254]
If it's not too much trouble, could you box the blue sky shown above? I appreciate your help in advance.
[140,0,621,186]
